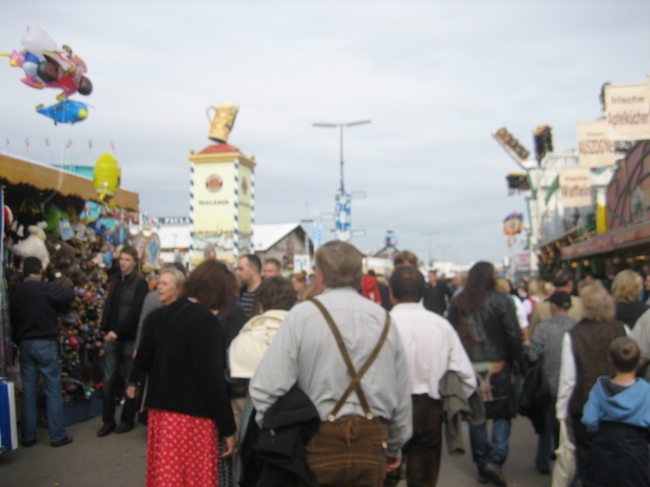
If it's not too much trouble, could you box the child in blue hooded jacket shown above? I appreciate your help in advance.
[580,337,650,487]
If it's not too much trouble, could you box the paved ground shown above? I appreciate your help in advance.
[1,412,552,487]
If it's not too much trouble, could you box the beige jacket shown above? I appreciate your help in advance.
[229,310,289,379]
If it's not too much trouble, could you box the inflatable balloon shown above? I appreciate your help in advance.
[93,153,121,208]
[36,100,88,124]
[1,26,92,101]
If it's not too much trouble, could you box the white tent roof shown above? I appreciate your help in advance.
[253,223,306,252]
[154,219,307,252]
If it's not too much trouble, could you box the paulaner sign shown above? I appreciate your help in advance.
[559,167,592,207]
[577,119,616,168]
[604,79,650,141]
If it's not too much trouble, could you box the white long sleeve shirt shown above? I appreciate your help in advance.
[391,302,476,399]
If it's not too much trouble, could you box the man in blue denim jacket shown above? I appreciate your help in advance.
[10,256,75,447]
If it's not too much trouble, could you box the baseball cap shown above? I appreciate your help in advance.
[546,291,572,309]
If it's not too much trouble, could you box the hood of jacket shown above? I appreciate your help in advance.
[591,376,650,425]
[229,309,289,379]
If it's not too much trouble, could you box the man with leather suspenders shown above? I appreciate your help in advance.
[250,241,412,487]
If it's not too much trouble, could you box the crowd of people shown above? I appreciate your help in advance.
[8,243,650,487]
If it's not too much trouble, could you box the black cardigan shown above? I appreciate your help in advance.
[134,298,236,437]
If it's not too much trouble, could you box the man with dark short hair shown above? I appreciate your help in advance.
[262,258,282,279]
[250,241,412,487]
[530,270,583,335]
[98,246,148,437]
[423,270,453,317]
[236,254,263,318]
[11,257,75,447]
[386,265,475,486]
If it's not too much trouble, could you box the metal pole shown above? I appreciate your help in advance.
[340,124,345,194]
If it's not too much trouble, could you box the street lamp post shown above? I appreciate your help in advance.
[421,231,439,267]
[313,120,371,242]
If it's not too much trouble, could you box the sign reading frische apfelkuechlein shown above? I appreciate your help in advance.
[559,167,592,208]
[604,80,650,141]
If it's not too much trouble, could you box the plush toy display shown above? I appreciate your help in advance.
[12,221,50,267]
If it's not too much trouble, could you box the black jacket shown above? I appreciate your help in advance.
[580,421,650,487]
[134,298,236,436]
[423,282,452,316]
[101,270,148,341]
[241,385,320,487]
[449,291,525,419]
[10,277,75,343]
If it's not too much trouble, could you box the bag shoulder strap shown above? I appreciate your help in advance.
[309,297,391,421]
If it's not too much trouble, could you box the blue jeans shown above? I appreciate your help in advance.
[102,340,136,425]
[469,418,511,471]
[19,340,67,442]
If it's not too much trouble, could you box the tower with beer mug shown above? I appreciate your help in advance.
[188,102,256,265]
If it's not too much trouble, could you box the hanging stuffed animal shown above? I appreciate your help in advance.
[13,221,50,268]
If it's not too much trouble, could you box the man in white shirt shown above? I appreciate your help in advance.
[385,265,476,486]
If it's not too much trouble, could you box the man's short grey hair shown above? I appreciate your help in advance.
[315,241,363,289]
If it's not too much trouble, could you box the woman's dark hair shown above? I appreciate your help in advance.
[182,260,237,312]
[451,261,495,317]
[253,277,297,314]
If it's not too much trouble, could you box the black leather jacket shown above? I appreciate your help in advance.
[449,291,525,374]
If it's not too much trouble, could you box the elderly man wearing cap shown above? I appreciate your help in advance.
[527,291,577,475]
[529,270,583,337]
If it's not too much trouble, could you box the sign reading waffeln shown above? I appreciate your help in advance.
[559,167,592,207]
[604,81,650,141]
[577,120,616,168]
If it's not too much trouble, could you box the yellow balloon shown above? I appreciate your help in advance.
[93,153,121,202]
[78,108,88,119]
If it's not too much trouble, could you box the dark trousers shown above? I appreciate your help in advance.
[102,340,137,426]
[301,415,389,487]
[385,394,442,487]
[536,397,559,472]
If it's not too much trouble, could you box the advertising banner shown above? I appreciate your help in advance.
[577,119,616,167]
[516,252,530,271]
[604,81,650,141]
[559,167,592,207]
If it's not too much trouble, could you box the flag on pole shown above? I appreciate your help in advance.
[65,139,73,153]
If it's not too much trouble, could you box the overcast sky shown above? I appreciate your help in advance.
[1,1,648,265]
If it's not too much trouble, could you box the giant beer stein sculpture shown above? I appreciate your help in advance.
[206,102,239,143]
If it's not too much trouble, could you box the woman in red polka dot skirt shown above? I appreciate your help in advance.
[135,260,237,487]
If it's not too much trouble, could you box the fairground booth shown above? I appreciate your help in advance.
[0,151,139,451]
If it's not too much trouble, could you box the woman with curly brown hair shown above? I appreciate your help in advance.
[135,260,236,487]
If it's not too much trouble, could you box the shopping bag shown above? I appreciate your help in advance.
[0,381,19,452]
[551,420,576,487]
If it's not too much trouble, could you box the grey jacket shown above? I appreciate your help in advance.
[527,314,577,397]
[439,370,485,456]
